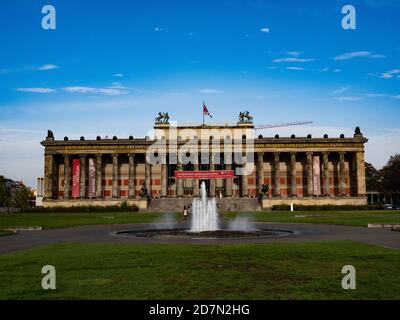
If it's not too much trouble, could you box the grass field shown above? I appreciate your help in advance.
[0,241,399,300]
[0,210,399,229]
[227,210,400,226]
[0,212,178,229]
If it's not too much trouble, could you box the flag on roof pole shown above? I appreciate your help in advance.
[203,101,212,123]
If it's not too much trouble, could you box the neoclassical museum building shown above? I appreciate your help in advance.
[41,113,368,211]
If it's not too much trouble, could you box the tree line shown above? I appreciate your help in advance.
[365,154,400,194]
[0,176,34,213]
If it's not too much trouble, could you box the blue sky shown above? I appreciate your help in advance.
[0,0,399,186]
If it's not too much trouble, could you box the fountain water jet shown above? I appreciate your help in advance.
[190,181,219,232]
[117,182,293,239]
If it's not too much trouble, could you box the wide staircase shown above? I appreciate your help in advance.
[148,197,261,213]
[216,198,261,212]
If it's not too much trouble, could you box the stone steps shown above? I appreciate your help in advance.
[148,197,261,213]
[148,198,193,213]
[217,198,262,212]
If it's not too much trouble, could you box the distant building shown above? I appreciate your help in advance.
[40,113,368,210]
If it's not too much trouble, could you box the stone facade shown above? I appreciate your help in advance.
[41,119,368,209]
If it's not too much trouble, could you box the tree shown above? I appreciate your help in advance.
[0,176,14,213]
[380,154,400,193]
[15,182,31,212]
[365,162,382,191]
[0,176,6,207]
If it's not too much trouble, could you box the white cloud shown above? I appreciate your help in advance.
[335,96,362,102]
[260,27,270,33]
[333,51,386,60]
[286,51,301,56]
[63,86,125,95]
[366,93,400,99]
[16,88,55,93]
[380,69,400,79]
[198,89,223,94]
[320,68,341,73]
[273,57,314,63]
[370,54,386,58]
[113,73,124,77]
[333,86,349,94]
[154,27,167,32]
[366,93,389,98]
[286,67,304,71]
[109,82,128,89]
[37,64,59,71]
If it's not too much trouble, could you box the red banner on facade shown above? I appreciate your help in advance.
[312,156,321,196]
[72,159,80,198]
[174,170,235,179]
[88,158,96,198]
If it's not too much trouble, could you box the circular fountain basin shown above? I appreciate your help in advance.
[116,227,293,240]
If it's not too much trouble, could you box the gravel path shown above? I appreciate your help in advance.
[1,222,400,253]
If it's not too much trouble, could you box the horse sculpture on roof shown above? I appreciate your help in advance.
[155,112,170,123]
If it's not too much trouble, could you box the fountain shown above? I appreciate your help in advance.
[116,181,293,240]
[190,181,219,232]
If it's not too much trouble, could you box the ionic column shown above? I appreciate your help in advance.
[193,162,199,197]
[339,152,346,196]
[128,154,136,198]
[145,157,152,197]
[160,154,167,198]
[355,151,366,196]
[257,152,264,195]
[273,152,281,197]
[112,154,119,198]
[290,152,297,197]
[64,155,70,199]
[210,153,216,197]
[96,154,102,198]
[44,154,55,199]
[240,153,248,197]
[225,154,233,197]
[306,152,313,196]
[323,152,330,196]
[80,154,86,198]
[176,161,183,197]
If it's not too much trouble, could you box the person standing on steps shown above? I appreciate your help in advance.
[183,205,188,219]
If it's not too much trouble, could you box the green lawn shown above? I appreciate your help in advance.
[0,212,180,229]
[0,241,399,299]
[0,210,399,230]
[226,210,400,226]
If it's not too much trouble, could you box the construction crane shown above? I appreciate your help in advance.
[255,120,313,130]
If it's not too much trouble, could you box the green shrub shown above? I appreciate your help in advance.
[120,201,128,210]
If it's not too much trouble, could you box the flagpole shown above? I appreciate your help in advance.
[202,101,205,126]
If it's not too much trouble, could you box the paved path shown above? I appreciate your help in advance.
[1,222,400,253]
